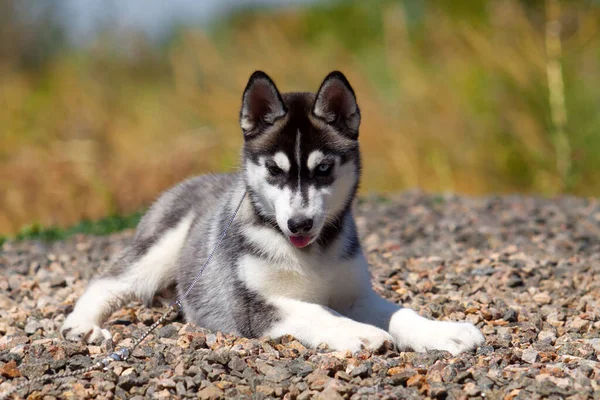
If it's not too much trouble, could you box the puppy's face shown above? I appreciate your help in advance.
[241,72,361,249]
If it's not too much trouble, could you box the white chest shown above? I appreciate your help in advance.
[237,253,367,306]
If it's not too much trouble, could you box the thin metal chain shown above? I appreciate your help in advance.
[174,190,247,306]
[0,191,247,400]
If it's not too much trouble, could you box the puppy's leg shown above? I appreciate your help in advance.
[61,274,132,342]
[340,289,485,355]
[264,297,394,353]
[62,214,193,342]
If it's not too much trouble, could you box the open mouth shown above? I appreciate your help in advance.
[289,235,313,248]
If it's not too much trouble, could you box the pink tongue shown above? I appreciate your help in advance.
[290,236,311,248]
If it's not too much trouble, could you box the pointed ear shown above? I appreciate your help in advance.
[240,71,287,138]
[312,71,361,139]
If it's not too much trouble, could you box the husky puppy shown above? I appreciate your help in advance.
[62,71,484,354]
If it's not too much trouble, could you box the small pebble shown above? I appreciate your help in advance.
[522,348,540,364]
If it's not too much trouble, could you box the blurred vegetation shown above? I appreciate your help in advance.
[1,0,600,235]
[0,211,143,245]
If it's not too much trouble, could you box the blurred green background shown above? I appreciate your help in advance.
[1,0,599,236]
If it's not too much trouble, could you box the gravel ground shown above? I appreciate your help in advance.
[1,191,599,399]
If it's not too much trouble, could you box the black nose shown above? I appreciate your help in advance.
[287,217,313,235]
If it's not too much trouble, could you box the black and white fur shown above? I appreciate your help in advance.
[62,71,485,355]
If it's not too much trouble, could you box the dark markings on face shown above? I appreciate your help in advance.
[243,92,361,248]
[245,92,359,194]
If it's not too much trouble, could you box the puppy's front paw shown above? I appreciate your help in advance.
[409,321,484,355]
[325,323,394,353]
[61,313,111,343]
[391,309,484,355]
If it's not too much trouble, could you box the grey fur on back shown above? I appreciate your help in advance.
[101,174,239,296]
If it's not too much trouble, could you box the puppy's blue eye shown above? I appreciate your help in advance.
[315,163,333,176]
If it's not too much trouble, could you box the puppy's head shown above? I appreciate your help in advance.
[240,71,361,249]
